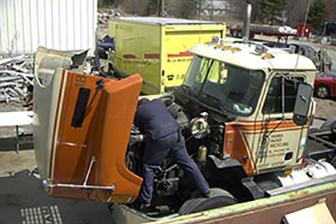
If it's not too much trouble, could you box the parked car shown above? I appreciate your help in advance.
[314,71,336,98]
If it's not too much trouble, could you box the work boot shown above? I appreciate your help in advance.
[139,202,151,211]
[202,190,211,198]
[138,197,151,211]
[192,189,211,199]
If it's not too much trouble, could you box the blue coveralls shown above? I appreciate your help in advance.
[134,99,209,204]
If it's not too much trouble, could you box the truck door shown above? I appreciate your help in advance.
[255,73,310,173]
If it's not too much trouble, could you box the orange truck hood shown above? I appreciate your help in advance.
[34,52,143,203]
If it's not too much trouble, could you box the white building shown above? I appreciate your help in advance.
[0,0,97,55]
[201,0,230,19]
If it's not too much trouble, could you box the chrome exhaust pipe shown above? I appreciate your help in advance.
[243,3,252,43]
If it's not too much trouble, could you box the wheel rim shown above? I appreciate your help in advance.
[317,86,328,98]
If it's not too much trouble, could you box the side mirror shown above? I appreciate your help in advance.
[293,83,313,126]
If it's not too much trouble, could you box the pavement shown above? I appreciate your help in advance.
[0,169,114,224]
[0,104,115,224]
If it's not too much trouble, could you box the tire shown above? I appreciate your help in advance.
[315,84,330,99]
[232,31,238,37]
[178,188,237,215]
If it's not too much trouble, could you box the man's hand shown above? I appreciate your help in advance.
[129,134,144,146]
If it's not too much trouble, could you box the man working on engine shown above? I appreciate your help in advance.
[131,98,210,208]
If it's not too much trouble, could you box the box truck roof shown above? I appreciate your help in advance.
[115,17,224,26]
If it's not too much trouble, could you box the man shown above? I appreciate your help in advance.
[132,98,209,208]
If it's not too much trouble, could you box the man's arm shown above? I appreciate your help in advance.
[129,110,144,146]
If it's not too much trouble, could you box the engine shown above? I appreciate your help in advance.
[126,95,226,210]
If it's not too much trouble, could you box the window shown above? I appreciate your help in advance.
[262,76,304,114]
[183,55,265,116]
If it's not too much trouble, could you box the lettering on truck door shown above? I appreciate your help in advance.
[255,73,308,172]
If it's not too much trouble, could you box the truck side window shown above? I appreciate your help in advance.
[207,61,227,84]
[195,58,212,83]
[262,76,304,114]
[203,61,227,98]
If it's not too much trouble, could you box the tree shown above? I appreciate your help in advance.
[308,0,327,29]
[325,0,336,22]
[285,0,307,27]
[259,0,287,24]
[178,0,197,18]
[146,0,159,15]
[168,0,198,19]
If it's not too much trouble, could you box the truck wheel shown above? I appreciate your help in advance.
[315,84,330,99]
[178,188,237,215]
[232,31,238,37]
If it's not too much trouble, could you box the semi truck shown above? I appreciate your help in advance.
[229,23,310,42]
[33,38,336,221]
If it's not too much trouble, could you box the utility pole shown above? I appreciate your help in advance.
[158,0,165,17]
[210,0,214,20]
[198,0,202,18]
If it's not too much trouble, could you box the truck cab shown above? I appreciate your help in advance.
[121,40,331,216]
[171,40,316,176]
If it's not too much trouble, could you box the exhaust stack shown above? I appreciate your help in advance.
[243,3,252,42]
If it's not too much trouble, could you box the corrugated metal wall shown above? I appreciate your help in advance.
[0,0,97,55]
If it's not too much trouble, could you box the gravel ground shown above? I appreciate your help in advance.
[314,97,336,119]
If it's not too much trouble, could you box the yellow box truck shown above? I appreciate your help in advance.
[109,17,226,94]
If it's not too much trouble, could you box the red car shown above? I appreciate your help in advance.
[314,71,336,99]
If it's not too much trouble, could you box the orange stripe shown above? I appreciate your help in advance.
[241,132,258,173]
[239,119,309,124]
[168,52,194,58]
[237,122,296,131]
[48,70,66,178]
[238,119,265,123]
[244,126,308,135]
[236,121,309,131]
[238,119,283,123]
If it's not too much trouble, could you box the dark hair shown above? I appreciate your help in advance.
[138,98,150,107]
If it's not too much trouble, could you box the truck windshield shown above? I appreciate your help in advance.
[183,55,265,116]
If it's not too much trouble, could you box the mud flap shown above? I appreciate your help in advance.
[241,177,265,199]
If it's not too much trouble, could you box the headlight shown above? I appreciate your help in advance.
[190,112,210,139]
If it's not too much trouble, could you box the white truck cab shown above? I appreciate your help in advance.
[172,39,316,175]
